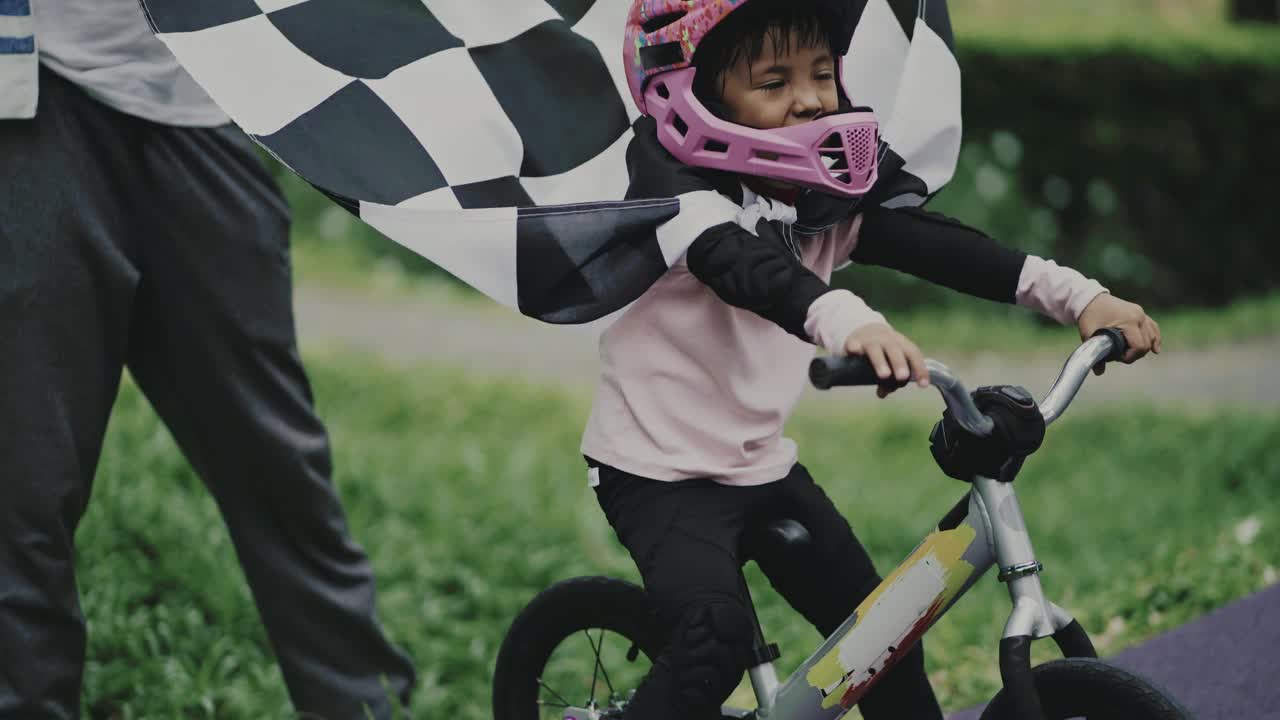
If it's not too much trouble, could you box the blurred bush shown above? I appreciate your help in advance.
[1229,0,1279,23]
[275,168,438,280]
[958,34,1277,306]
[278,23,1280,312]
[836,30,1280,310]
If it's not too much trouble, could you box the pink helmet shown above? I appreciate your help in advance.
[624,0,879,198]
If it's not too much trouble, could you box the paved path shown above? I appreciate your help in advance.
[948,583,1280,719]
[295,285,1280,415]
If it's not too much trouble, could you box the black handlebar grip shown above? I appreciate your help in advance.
[1091,327,1129,363]
[810,356,892,390]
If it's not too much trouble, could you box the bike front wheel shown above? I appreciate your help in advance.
[979,658,1193,720]
[492,576,666,720]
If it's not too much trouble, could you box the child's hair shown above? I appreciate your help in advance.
[691,1,841,109]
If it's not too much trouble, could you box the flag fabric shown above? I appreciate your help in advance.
[138,0,961,324]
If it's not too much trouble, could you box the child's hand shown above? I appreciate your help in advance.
[1076,294,1163,375]
[843,323,930,398]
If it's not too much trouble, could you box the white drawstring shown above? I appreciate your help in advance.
[736,186,798,233]
[737,185,801,258]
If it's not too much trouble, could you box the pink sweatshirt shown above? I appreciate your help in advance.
[581,215,1106,486]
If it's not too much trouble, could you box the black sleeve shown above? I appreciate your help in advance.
[852,206,1028,304]
[686,219,832,340]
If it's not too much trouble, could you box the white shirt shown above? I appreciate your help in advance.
[33,0,228,126]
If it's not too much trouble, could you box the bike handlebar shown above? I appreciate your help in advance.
[809,328,1129,435]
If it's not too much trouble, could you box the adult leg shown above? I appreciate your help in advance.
[0,70,143,718]
[754,465,943,720]
[592,466,757,720]
[122,121,415,718]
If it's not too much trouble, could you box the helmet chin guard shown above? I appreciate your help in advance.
[644,66,879,198]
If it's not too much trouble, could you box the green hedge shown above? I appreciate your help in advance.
[841,29,1280,311]
[283,28,1280,311]
[963,32,1276,307]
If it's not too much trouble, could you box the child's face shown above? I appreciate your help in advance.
[716,31,838,131]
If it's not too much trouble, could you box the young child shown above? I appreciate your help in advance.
[588,2,1163,718]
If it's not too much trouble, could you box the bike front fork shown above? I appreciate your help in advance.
[976,475,1099,720]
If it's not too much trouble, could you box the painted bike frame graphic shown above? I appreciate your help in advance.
[767,489,995,717]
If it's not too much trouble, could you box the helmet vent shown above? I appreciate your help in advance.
[641,11,688,34]
[655,82,670,100]
[823,152,849,183]
[703,138,729,154]
[639,41,685,70]
[846,127,874,173]
[672,113,688,137]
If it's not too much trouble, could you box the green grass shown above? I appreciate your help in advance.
[950,0,1280,61]
[79,354,1279,717]
[290,226,452,299]
[950,0,1228,32]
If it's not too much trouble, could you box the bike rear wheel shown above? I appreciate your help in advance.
[492,576,666,720]
[979,658,1193,720]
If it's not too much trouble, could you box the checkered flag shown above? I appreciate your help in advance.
[139,0,960,324]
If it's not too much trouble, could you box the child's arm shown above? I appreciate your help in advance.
[685,219,830,340]
[686,219,928,389]
[852,206,1030,303]
[852,206,1161,367]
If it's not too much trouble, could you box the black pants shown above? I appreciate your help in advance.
[0,68,415,719]
[591,461,943,720]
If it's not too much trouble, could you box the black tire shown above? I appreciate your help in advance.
[980,658,1194,720]
[493,576,667,720]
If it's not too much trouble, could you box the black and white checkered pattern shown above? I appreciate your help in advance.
[140,0,960,324]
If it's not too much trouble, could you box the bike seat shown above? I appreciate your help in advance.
[741,518,812,564]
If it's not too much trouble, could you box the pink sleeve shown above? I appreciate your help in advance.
[804,289,887,355]
[1016,256,1109,325]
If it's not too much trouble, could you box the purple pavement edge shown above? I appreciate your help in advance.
[946,583,1280,720]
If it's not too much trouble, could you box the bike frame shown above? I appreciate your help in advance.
[743,335,1117,720]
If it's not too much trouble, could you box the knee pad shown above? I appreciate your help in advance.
[670,600,754,717]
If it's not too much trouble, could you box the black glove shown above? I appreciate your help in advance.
[929,385,1046,482]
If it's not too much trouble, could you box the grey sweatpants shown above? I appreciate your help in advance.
[0,68,416,719]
